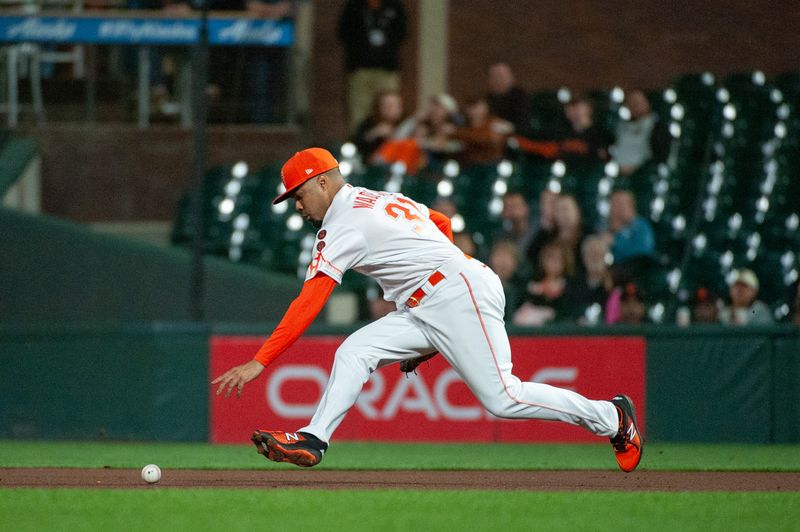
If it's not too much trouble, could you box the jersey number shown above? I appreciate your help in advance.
[384,197,426,233]
[384,197,423,222]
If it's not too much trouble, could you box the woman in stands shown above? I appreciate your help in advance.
[351,90,406,161]
[513,241,574,326]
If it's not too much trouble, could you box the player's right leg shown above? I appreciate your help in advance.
[255,309,433,467]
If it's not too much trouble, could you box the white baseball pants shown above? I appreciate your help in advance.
[300,255,620,442]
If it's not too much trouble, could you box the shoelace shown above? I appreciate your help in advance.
[611,410,630,451]
[611,432,629,451]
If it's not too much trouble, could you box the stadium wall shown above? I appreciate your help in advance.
[2,323,798,443]
[27,125,302,222]
[0,323,209,441]
[0,208,300,323]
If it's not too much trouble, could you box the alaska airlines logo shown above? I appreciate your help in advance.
[5,18,77,41]
[217,20,283,44]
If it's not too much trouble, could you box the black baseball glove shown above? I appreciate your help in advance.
[400,352,439,374]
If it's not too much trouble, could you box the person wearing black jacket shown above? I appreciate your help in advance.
[485,62,531,135]
[338,0,407,130]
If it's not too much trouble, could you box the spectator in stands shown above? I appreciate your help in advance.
[244,0,296,123]
[610,89,670,176]
[563,235,612,320]
[136,0,293,122]
[512,242,574,326]
[488,240,525,317]
[453,231,477,257]
[352,90,405,160]
[719,269,774,326]
[557,95,614,166]
[515,188,556,277]
[127,0,193,117]
[605,283,647,325]
[206,0,262,114]
[131,0,292,122]
[617,283,648,324]
[450,97,514,165]
[378,93,463,172]
[606,189,656,285]
[528,193,589,277]
[338,0,408,131]
[533,188,558,235]
[431,196,458,218]
[486,62,531,134]
[495,190,536,260]
[409,94,464,161]
[691,287,720,324]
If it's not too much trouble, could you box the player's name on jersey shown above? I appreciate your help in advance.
[353,189,385,209]
[0,14,294,46]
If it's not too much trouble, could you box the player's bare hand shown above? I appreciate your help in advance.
[211,360,264,399]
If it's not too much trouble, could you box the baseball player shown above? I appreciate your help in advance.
[212,147,643,472]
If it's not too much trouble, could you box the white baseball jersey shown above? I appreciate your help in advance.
[304,184,463,303]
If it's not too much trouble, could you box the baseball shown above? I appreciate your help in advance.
[141,464,162,484]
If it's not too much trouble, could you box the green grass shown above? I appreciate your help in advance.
[0,489,798,532]
[2,441,798,531]
[1,440,799,471]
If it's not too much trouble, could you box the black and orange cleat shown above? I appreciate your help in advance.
[251,430,328,468]
[609,395,643,473]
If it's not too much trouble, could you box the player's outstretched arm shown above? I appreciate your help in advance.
[211,273,337,398]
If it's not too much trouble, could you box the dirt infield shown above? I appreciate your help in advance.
[2,468,799,491]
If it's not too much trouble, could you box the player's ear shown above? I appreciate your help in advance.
[316,173,328,191]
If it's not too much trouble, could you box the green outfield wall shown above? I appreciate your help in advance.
[0,208,300,323]
[1,323,797,443]
[0,323,210,441]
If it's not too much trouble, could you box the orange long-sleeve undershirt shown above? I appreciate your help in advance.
[428,208,454,242]
[252,207,454,367]
[253,274,337,366]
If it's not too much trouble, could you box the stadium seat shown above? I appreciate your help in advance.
[528,89,569,137]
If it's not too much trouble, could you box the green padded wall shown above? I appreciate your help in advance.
[1,322,798,442]
[0,208,300,323]
[0,323,209,441]
[772,336,800,443]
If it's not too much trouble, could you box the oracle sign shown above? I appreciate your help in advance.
[210,336,645,443]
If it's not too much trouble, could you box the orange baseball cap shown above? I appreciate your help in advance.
[273,148,339,204]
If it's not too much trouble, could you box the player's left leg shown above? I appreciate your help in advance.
[254,309,434,467]
[297,309,434,443]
